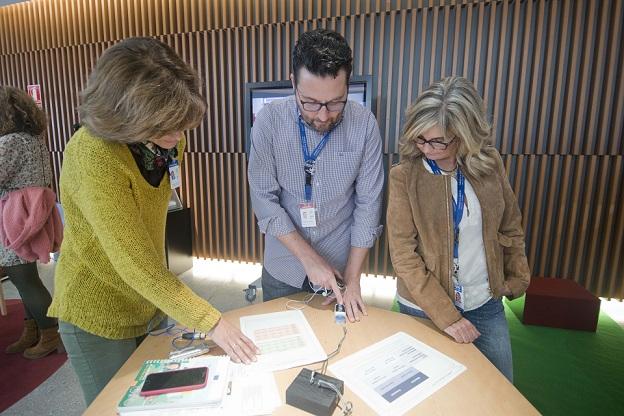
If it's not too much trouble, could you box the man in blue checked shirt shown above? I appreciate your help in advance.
[248,29,384,322]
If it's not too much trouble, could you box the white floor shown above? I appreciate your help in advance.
[599,298,624,327]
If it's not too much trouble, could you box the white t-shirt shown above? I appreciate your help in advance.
[397,159,491,312]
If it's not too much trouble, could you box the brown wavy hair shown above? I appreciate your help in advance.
[79,37,206,143]
[0,86,48,137]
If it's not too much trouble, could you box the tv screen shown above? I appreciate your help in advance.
[244,76,373,153]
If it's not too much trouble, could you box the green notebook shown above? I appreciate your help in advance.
[117,356,230,414]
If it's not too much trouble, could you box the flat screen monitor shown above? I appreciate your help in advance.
[244,75,373,153]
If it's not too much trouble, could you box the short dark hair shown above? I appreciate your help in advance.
[292,29,352,84]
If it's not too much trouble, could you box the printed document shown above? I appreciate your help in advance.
[220,363,281,415]
[240,310,327,371]
[329,331,465,415]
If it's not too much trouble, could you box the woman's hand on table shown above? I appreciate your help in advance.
[444,318,481,343]
[208,318,260,364]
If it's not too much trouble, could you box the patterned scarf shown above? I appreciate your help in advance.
[128,141,178,171]
[128,142,179,187]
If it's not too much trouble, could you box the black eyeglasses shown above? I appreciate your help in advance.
[415,136,457,150]
[296,89,347,112]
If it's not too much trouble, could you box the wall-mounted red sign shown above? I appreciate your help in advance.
[27,84,42,107]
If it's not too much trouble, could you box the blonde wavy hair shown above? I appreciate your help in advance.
[0,86,47,137]
[79,37,206,143]
[399,76,497,179]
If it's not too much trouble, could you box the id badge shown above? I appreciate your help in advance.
[453,281,465,311]
[168,160,181,189]
[299,202,317,228]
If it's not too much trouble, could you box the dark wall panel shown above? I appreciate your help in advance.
[1,0,622,298]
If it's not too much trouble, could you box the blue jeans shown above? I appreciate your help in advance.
[399,298,513,382]
[261,267,316,302]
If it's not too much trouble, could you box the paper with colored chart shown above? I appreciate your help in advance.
[240,310,327,372]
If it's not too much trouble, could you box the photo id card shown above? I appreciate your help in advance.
[299,202,317,228]
[453,281,465,311]
[168,160,181,189]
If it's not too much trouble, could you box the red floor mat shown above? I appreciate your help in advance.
[0,299,67,413]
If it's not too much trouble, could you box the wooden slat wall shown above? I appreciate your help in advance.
[1,0,622,299]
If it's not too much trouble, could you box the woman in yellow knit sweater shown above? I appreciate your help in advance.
[48,37,258,406]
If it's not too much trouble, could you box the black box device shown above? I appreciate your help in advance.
[286,368,344,416]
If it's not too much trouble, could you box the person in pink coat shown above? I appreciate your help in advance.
[0,85,63,359]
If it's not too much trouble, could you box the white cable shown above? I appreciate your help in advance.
[285,287,323,310]
[315,378,353,415]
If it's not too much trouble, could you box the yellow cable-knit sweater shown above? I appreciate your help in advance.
[48,128,221,339]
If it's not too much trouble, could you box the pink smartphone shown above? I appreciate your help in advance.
[139,366,208,397]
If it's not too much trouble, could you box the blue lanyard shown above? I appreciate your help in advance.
[298,117,331,201]
[425,159,465,259]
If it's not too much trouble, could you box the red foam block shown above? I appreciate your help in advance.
[522,277,600,332]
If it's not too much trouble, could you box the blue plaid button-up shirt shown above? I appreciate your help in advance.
[248,96,384,288]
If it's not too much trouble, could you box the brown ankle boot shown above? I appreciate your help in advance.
[23,325,64,359]
[5,319,39,354]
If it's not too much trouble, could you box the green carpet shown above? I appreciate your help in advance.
[505,296,624,415]
[391,297,624,414]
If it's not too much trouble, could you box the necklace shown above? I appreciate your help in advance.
[438,165,457,174]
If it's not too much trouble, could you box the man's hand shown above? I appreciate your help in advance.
[276,232,344,305]
[208,318,260,364]
[301,254,344,305]
[322,281,368,322]
[321,247,370,322]
[443,318,481,343]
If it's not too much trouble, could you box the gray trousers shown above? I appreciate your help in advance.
[4,262,56,329]
[59,317,168,406]
[261,266,315,302]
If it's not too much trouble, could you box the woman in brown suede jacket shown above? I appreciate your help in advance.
[387,77,530,382]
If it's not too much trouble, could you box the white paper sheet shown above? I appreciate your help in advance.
[239,310,327,372]
[329,332,466,416]
[222,364,281,415]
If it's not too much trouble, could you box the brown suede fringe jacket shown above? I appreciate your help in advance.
[387,150,530,331]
